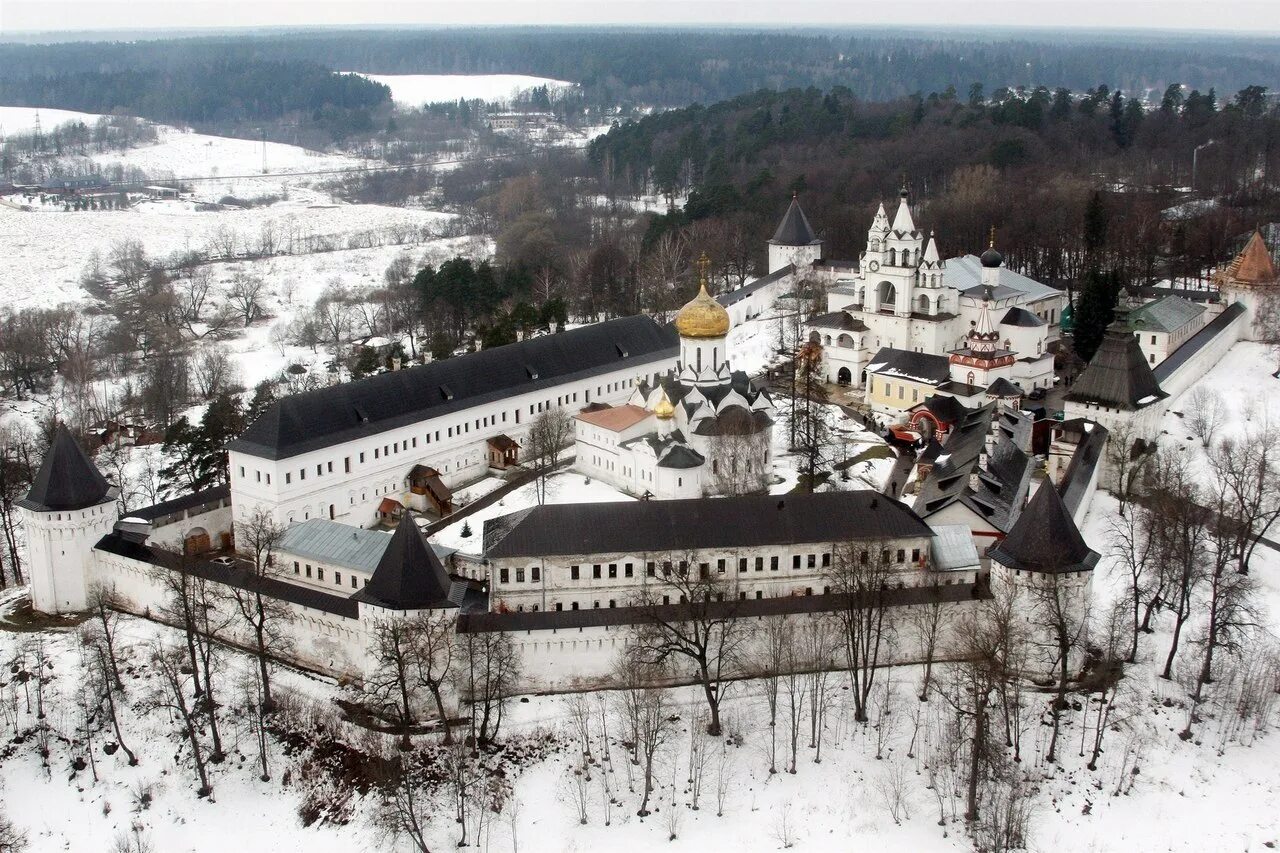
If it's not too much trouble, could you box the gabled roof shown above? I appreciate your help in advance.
[1000,306,1045,328]
[356,520,458,610]
[229,316,677,460]
[989,481,1099,574]
[576,404,652,432]
[483,491,932,559]
[18,425,112,512]
[1127,295,1205,334]
[127,484,230,522]
[1066,318,1167,410]
[656,444,705,469]
[866,347,951,386]
[769,197,821,247]
[915,393,969,425]
[947,256,1062,303]
[1153,302,1247,383]
[279,518,397,573]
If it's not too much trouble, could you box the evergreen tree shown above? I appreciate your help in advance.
[1073,267,1122,363]
[159,393,244,493]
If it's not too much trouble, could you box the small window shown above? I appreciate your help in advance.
[608,564,617,578]
[770,556,779,571]
[571,602,579,610]
[647,562,656,577]
[738,558,747,573]
[293,561,300,574]
[717,559,726,573]
[571,565,580,580]
[334,572,342,586]
[317,568,324,581]
[359,452,365,463]
[500,568,510,584]
[911,548,921,562]
[792,554,801,569]
[532,566,541,582]
[555,603,563,612]
[351,576,358,589]
[822,552,831,567]
[755,557,764,572]
[305,564,312,577]
[625,563,634,577]
[516,567,525,583]
[593,564,602,579]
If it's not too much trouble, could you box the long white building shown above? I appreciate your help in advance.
[227,316,678,527]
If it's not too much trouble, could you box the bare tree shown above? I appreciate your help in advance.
[1108,504,1160,663]
[366,618,424,750]
[1149,456,1210,680]
[827,538,895,723]
[524,408,572,505]
[708,430,770,496]
[1025,567,1091,763]
[374,751,436,853]
[633,684,670,817]
[629,554,744,736]
[1185,386,1225,448]
[191,345,238,399]
[143,640,212,796]
[411,610,458,742]
[230,508,291,712]
[911,599,945,701]
[227,273,265,327]
[456,629,522,745]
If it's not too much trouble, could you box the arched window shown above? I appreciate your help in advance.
[888,248,897,266]
[917,294,930,314]
[902,249,911,266]
[878,281,896,309]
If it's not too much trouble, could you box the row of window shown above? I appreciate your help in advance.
[293,559,365,590]
[237,376,650,489]
[496,549,924,586]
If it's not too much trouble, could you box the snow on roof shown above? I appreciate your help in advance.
[947,255,1062,303]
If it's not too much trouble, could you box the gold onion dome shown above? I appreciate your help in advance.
[674,254,730,339]
[653,390,676,420]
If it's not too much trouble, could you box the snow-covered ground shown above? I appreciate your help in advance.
[0,105,107,135]
[349,73,575,107]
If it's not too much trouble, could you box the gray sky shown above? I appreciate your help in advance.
[2,0,1277,36]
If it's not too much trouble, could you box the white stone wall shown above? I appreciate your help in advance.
[22,497,118,614]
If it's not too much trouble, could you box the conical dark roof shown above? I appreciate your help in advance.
[18,425,111,512]
[1065,319,1166,410]
[988,481,1098,574]
[359,520,457,610]
[770,197,821,246]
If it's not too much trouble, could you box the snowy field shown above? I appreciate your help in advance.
[351,73,575,106]
[0,105,106,135]
[0,193,454,310]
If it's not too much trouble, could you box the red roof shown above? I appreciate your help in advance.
[575,404,652,432]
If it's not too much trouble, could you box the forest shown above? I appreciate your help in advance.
[3,27,1280,112]
[0,59,390,141]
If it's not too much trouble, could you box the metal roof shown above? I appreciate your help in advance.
[930,524,981,571]
[989,481,1098,574]
[229,315,677,460]
[866,347,951,385]
[769,198,821,246]
[18,425,112,512]
[1066,318,1167,410]
[1127,295,1205,334]
[483,491,933,560]
[129,484,231,522]
[1153,302,1247,383]
[277,518,453,573]
[947,255,1062,304]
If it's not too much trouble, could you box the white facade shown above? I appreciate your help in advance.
[230,360,673,529]
[21,492,119,614]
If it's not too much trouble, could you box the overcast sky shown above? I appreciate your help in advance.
[2,0,1277,36]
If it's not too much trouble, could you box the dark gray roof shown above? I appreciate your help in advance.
[229,316,677,460]
[1000,307,1045,328]
[1055,420,1109,518]
[1153,302,1247,384]
[483,491,932,559]
[690,407,772,437]
[127,484,230,522]
[1066,319,1167,410]
[356,520,459,610]
[989,481,1098,574]
[717,265,794,307]
[986,377,1023,398]
[769,198,821,247]
[657,444,705,469]
[914,403,1033,533]
[866,347,951,385]
[917,394,969,424]
[94,532,359,618]
[808,311,868,332]
[18,425,112,512]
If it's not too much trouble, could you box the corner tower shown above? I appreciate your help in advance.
[768,194,823,274]
[18,425,119,614]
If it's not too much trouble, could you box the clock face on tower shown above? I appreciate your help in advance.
[868,260,880,272]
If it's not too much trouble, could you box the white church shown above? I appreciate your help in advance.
[573,256,775,499]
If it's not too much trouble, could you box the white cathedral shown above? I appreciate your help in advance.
[573,257,775,499]
[801,187,1065,412]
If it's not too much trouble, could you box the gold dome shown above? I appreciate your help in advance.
[674,255,730,339]
[653,390,675,420]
